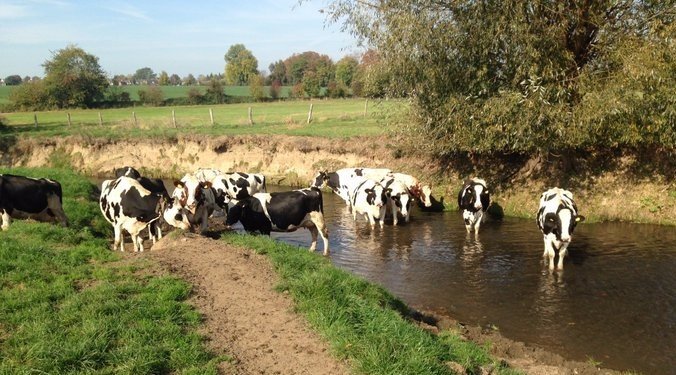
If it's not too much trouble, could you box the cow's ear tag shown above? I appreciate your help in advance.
[364,188,373,194]
[576,215,586,222]
[174,180,183,187]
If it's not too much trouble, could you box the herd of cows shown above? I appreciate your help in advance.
[0,168,585,270]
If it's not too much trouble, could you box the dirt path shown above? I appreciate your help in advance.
[150,234,349,375]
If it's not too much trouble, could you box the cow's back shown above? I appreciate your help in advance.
[0,174,61,213]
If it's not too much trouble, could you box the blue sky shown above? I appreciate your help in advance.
[0,0,359,78]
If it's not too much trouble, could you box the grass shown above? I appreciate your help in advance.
[0,167,225,374]
[0,98,397,139]
[223,233,522,375]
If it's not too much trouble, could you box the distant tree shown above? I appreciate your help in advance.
[105,86,131,104]
[42,44,108,108]
[158,71,169,85]
[8,80,49,110]
[183,74,197,86]
[249,74,266,102]
[269,80,282,100]
[302,71,321,98]
[204,79,225,104]
[4,75,22,85]
[335,56,359,86]
[187,87,204,104]
[111,74,128,85]
[23,76,31,83]
[327,80,348,98]
[169,74,181,85]
[133,67,156,84]
[283,51,334,85]
[290,83,304,99]
[137,86,164,106]
[224,44,259,86]
[268,60,287,85]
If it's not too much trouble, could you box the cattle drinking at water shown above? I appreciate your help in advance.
[457,178,491,235]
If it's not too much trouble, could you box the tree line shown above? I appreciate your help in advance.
[322,0,674,156]
[3,43,386,111]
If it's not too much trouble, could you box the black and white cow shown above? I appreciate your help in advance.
[225,187,329,255]
[114,166,142,179]
[0,174,69,230]
[390,173,433,208]
[100,177,190,252]
[311,168,391,207]
[536,188,585,270]
[350,178,390,228]
[172,174,216,233]
[380,175,412,225]
[457,178,490,234]
[207,171,267,208]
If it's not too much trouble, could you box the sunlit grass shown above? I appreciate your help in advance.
[0,167,226,374]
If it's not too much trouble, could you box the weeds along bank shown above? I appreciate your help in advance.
[2,134,675,225]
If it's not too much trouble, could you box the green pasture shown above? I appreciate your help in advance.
[0,167,224,374]
[0,99,398,139]
[0,84,293,104]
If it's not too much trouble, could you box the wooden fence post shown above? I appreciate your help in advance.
[307,103,314,124]
[98,112,103,126]
[132,111,137,127]
[172,109,177,128]
[67,112,72,126]
[364,99,368,118]
[209,108,214,126]
[33,113,38,128]
[248,107,253,125]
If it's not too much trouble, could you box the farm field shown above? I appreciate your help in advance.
[0,84,295,104]
[0,98,399,139]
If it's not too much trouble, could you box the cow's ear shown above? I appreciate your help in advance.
[201,181,212,189]
[174,180,184,188]
[364,188,373,194]
[575,215,586,223]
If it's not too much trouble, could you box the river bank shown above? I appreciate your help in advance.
[2,134,674,225]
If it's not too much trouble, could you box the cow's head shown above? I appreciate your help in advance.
[311,171,328,188]
[543,207,585,242]
[173,176,211,214]
[364,185,389,208]
[163,197,190,230]
[458,179,487,212]
[391,191,412,217]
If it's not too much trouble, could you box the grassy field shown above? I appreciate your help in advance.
[0,167,225,374]
[0,98,399,139]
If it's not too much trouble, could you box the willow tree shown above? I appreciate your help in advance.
[321,0,674,156]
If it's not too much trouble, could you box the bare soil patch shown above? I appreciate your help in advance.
[148,233,350,375]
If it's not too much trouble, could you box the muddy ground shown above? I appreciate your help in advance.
[130,233,623,375]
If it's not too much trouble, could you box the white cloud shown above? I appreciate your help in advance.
[103,2,152,22]
[0,3,28,19]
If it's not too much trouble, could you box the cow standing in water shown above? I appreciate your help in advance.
[225,187,330,255]
[0,174,69,230]
[536,188,585,270]
[457,178,491,235]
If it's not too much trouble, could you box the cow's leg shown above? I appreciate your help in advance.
[47,194,69,227]
[114,225,123,252]
[474,212,483,235]
[546,240,556,270]
[308,225,319,252]
[378,206,386,228]
[390,200,399,226]
[1,209,10,231]
[309,211,330,256]
[557,243,569,270]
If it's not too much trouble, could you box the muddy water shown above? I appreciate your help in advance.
[267,188,676,374]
